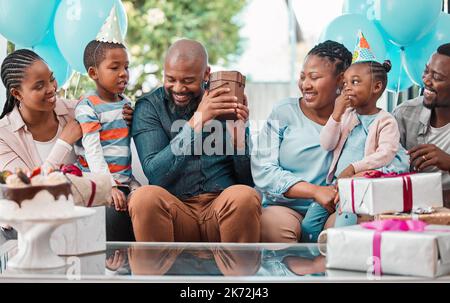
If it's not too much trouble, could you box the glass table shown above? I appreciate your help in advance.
[1,241,449,282]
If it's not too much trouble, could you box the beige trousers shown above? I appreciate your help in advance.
[128,184,262,243]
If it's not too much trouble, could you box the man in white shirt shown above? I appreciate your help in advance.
[393,43,450,207]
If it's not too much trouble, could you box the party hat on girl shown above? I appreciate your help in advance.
[352,31,376,63]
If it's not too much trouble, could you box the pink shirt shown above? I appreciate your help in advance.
[0,98,79,171]
[320,108,400,184]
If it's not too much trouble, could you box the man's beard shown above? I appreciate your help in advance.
[423,99,450,110]
[166,88,202,116]
[167,89,198,107]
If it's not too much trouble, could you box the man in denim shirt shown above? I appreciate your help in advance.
[129,39,261,242]
[393,43,450,207]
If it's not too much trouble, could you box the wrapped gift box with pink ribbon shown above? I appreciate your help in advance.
[338,172,443,216]
[325,220,450,277]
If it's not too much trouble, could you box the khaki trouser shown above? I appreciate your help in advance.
[128,184,261,243]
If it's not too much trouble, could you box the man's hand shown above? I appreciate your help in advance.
[408,144,450,172]
[313,185,337,213]
[188,88,237,131]
[122,104,134,126]
[226,94,249,149]
[111,187,127,211]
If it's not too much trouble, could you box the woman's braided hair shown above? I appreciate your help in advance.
[307,40,352,75]
[0,49,42,119]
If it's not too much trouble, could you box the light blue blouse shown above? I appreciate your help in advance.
[251,98,333,214]
[335,113,379,176]
[334,113,410,180]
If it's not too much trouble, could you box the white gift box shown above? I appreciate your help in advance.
[338,172,443,216]
[50,206,106,256]
[325,224,450,278]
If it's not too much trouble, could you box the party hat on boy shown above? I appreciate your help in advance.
[352,31,376,63]
[96,4,124,44]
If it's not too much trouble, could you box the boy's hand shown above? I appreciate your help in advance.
[332,93,352,122]
[106,250,126,271]
[123,104,134,126]
[111,187,127,211]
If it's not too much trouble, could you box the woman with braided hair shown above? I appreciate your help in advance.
[0,49,135,241]
[0,49,82,171]
[251,40,353,243]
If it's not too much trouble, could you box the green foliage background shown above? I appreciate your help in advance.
[63,0,247,101]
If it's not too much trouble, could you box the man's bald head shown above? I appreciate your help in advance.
[165,39,208,70]
[163,39,211,108]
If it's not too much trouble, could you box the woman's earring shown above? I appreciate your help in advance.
[336,88,341,95]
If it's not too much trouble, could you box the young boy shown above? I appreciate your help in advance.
[75,7,136,211]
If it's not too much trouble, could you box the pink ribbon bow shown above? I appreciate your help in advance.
[361,219,427,275]
[350,171,415,214]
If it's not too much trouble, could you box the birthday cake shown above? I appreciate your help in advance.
[0,168,75,220]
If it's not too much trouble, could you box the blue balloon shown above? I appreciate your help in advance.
[14,44,33,51]
[320,14,387,63]
[385,42,414,93]
[342,0,371,15]
[404,13,450,87]
[54,0,128,73]
[373,0,441,46]
[0,0,60,47]
[33,28,73,87]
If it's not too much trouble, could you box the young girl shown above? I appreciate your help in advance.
[319,32,408,227]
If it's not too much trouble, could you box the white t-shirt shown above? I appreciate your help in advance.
[33,125,77,165]
[425,123,450,190]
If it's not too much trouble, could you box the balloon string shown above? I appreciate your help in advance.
[73,72,81,99]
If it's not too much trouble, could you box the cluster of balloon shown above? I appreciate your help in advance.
[0,0,128,88]
[320,0,449,93]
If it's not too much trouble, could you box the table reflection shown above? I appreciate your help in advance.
[102,243,326,277]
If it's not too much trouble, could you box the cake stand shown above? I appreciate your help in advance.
[0,206,95,269]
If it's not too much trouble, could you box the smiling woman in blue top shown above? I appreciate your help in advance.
[251,40,353,243]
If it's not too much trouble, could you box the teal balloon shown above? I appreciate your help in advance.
[404,13,450,87]
[342,0,371,15]
[0,0,59,47]
[14,44,33,51]
[33,29,73,87]
[373,0,441,46]
[385,42,414,93]
[319,14,387,63]
[54,0,128,73]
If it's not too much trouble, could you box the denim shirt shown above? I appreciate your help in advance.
[132,87,253,200]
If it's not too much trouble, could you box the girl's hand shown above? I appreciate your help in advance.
[332,94,352,122]
[337,165,355,179]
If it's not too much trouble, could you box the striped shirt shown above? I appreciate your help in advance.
[75,93,132,186]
